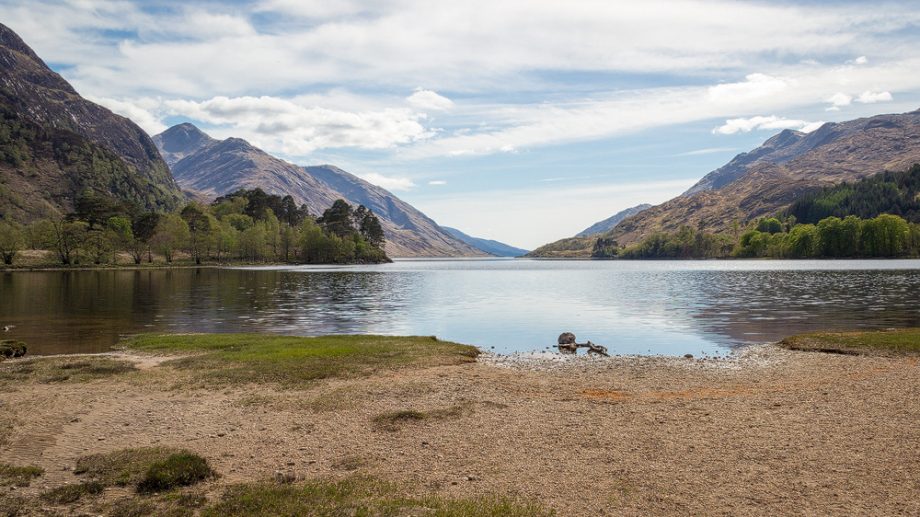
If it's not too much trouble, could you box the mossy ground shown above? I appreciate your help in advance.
[121,333,479,388]
[781,328,920,356]
[0,356,136,387]
[0,464,43,487]
[201,475,552,517]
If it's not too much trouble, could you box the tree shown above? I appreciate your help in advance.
[73,194,131,229]
[151,214,189,263]
[0,220,23,265]
[106,216,134,264]
[239,224,266,261]
[213,221,238,263]
[132,212,160,263]
[262,209,281,260]
[756,217,783,234]
[24,220,54,250]
[48,219,88,265]
[319,199,356,238]
[180,203,214,265]
[84,228,115,264]
[358,209,385,248]
[280,224,298,262]
[786,224,819,258]
[861,214,910,257]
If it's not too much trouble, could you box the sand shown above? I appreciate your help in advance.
[2,344,919,516]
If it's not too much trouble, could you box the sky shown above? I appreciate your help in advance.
[3,0,920,249]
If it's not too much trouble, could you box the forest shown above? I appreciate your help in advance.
[0,188,389,265]
[787,164,920,224]
[591,164,920,260]
[596,213,920,259]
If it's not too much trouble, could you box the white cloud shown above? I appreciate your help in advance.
[712,115,822,135]
[428,180,447,185]
[407,89,454,111]
[856,90,893,103]
[357,172,415,191]
[87,95,167,134]
[850,56,869,65]
[160,95,434,154]
[676,147,738,156]
[707,73,790,104]
[826,92,853,109]
[7,0,920,98]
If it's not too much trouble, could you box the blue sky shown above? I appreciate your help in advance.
[3,0,920,248]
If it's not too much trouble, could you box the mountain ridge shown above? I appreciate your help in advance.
[440,226,529,257]
[0,22,183,220]
[154,123,484,257]
[576,204,653,237]
[609,109,920,247]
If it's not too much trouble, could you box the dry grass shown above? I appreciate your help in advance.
[0,463,43,487]
[781,328,920,356]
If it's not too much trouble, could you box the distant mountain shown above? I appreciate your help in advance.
[528,203,653,257]
[576,204,652,237]
[0,23,182,220]
[153,123,483,257]
[609,109,920,247]
[440,227,529,257]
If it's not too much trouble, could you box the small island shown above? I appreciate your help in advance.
[0,189,390,268]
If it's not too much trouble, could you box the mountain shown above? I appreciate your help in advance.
[0,23,182,220]
[440,227,529,257]
[609,109,920,247]
[527,203,652,257]
[576,204,652,237]
[153,123,483,257]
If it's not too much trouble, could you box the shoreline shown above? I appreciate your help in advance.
[3,335,918,515]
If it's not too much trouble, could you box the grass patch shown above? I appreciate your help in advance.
[40,481,104,504]
[107,492,207,517]
[200,475,552,517]
[781,328,920,356]
[121,334,479,388]
[137,453,215,494]
[373,403,472,432]
[74,447,214,492]
[0,464,43,487]
[0,357,136,385]
[0,494,27,516]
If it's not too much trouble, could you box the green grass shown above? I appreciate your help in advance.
[200,475,552,517]
[137,453,216,494]
[74,447,213,492]
[121,334,479,387]
[0,464,43,487]
[373,403,472,432]
[40,481,104,504]
[781,328,920,356]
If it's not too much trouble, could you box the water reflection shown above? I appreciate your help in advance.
[2,259,920,356]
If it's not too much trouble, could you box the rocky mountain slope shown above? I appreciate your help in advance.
[154,123,483,257]
[0,23,182,220]
[440,226,529,257]
[576,204,652,237]
[609,109,920,246]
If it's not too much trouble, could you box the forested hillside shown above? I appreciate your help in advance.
[787,164,920,224]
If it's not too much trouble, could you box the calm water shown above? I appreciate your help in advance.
[3,259,920,356]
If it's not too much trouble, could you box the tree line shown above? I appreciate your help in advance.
[0,188,389,265]
[594,213,920,260]
[787,164,920,224]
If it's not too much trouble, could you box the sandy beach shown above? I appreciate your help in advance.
[1,343,919,516]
